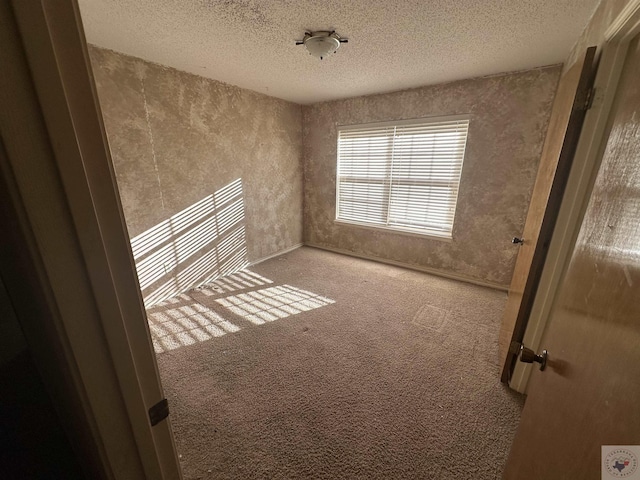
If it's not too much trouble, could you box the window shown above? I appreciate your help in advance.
[336,116,469,238]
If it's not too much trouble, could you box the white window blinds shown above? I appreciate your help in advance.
[336,116,469,238]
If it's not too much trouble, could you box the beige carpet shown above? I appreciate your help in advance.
[148,246,523,479]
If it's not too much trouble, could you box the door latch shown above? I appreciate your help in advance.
[519,345,548,371]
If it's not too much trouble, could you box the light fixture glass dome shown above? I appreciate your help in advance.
[304,34,341,60]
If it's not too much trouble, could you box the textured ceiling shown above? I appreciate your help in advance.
[78,0,600,105]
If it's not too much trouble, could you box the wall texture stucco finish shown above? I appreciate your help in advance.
[89,46,303,305]
[302,66,562,288]
[564,0,629,73]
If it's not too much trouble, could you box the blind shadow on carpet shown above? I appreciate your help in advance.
[147,246,524,480]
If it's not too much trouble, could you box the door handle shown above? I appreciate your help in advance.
[519,345,547,371]
[512,237,525,245]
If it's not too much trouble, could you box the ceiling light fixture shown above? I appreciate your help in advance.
[295,30,348,60]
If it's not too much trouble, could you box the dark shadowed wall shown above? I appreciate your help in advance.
[0,278,84,479]
[89,46,303,305]
[302,66,562,288]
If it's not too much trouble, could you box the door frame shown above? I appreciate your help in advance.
[509,0,640,392]
[0,1,181,478]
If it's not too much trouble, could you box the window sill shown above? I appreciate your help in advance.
[333,219,453,242]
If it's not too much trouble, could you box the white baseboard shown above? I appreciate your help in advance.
[249,243,304,266]
[304,243,508,292]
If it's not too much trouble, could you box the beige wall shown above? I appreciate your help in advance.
[302,66,562,288]
[89,46,303,306]
[564,0,629,72]
[90,45,563,293]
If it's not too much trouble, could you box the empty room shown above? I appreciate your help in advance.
[2,0,640,479]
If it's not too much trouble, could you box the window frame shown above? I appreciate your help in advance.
[334,115,470,240]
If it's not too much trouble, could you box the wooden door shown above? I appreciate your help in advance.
[498,47,597,382]
[503,33,640,479]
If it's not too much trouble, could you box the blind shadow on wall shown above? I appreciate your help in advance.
[131,178,249,308]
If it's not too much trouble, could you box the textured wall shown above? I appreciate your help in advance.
[564,0,628,73]
[302,66,562,288]
[89,46,303,305]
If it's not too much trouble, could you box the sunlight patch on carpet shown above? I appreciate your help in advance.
[196,269,274,296]
[147,270,335,353]
[216,285,335,325]
[149,301,240,353]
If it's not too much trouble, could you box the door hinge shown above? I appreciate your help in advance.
[509,340,523,354]
[584,87,596,110]
[148,398,169,426]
